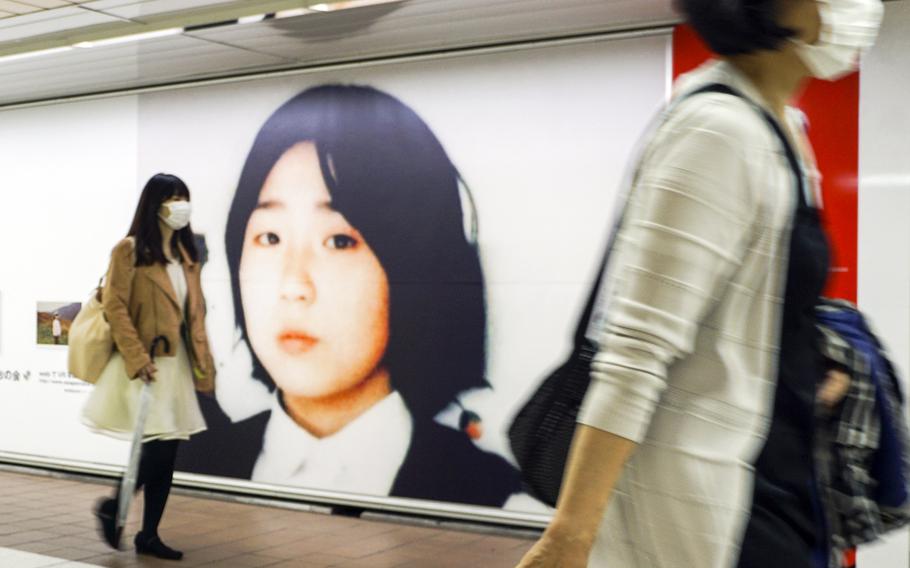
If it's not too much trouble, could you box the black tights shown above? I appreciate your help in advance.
[116,439,179,538]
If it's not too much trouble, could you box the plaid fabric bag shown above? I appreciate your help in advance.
[815,299,910,564]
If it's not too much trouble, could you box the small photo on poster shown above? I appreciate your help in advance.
[36,301,82,346]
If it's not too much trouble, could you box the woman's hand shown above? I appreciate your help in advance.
[515,526,591,568]
[136,362,157,384]
[818,368,850,408]
[513,426,636,568]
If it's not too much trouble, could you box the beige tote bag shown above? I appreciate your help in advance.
[68,283,113,384]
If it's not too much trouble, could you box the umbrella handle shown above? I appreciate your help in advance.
[149,335,170,362]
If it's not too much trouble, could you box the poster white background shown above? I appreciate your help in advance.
[0,95,139,465]
[0,34,669,517]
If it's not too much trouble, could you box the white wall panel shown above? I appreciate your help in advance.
[857,2,910,566]
[0,95,138,465]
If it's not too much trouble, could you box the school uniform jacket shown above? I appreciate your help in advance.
[176,393,523,508]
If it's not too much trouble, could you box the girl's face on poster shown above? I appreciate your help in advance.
[239,142,391,399]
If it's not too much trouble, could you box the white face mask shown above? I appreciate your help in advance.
[792,0,884,81]
[160,201,192,231]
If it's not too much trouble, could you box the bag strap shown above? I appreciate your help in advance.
[96,236,138,302]
[705,84,807,207]
[572,83,806,346]
[94,276,104,302]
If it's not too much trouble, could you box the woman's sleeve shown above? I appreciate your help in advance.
[102,239,151,379]
[577,101,759,443]
[189,270,217,391]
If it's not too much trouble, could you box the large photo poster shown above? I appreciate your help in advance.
[0,34,669,517]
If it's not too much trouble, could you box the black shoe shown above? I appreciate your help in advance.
[135,532,183,561]
[93,497,122,550]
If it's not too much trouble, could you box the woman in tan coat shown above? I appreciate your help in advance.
[83,173,215,561]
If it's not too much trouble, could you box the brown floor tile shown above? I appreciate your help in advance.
[81,554,140,568]
[0,530,59,546]
[194,553,285,567]
[268,553,352,567]
[40,546,104,561]
[0,470,536,568]
[7,539,65,555]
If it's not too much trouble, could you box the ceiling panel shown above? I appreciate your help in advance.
[0,7,119,41]
[0,36,290,100]
[0,0,681,106]
[0,4,76,27]
[20,0,73,7]
[0,1,40,15]
[188,0,675,65]
[0,0,89,20]
[81,0,241,21]
[0,32,289,76]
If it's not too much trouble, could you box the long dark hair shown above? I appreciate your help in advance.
[226,84,487,420]
[128,173,199,266]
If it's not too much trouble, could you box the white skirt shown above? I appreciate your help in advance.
[82,339,206,442]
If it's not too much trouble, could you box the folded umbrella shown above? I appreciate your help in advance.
[115,335,169,547]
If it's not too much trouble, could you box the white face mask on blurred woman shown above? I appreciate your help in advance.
[159,201,192,231]
[792,0,884,81]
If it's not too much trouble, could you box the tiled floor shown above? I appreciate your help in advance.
[0,470,537,567]
[0,547,100,567]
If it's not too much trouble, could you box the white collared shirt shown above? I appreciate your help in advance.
[165,260,187,313]
[251,391,413,496]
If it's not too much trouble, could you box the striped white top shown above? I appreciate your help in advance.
[578,60,810,567]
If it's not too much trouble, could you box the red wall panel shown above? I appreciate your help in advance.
[672,25,859,301]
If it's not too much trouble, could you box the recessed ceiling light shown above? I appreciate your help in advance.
[0,46,72,64]
[74,27,182,49]
[275,8,309,19]
[238,14,267,25]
